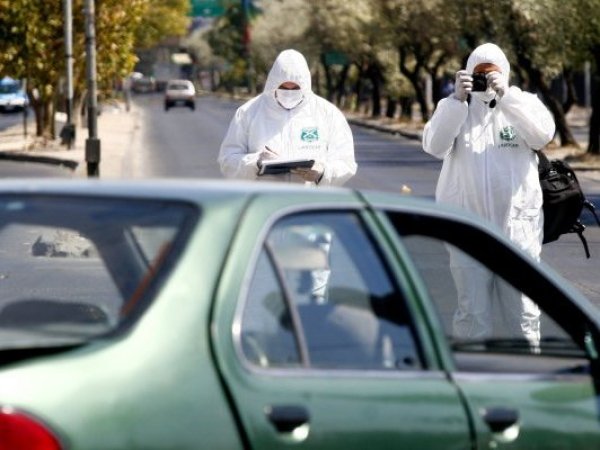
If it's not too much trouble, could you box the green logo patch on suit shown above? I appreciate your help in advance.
[499,126,517,141]
[301,127,319,142]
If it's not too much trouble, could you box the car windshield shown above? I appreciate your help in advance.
[0,194,197,350]
[168,84,190,90]
[0,84,20,94]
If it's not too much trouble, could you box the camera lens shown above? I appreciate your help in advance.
[472,73,487,92]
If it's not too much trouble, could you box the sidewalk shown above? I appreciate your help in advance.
[0,98,598,177]
[0,99,140,178]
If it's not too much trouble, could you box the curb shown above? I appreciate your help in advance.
[347,117,600,172]
[0,152,78,170]
[563,159,600,172]
[346,117,423,141]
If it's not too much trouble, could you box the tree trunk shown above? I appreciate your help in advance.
[38,99,55,140]
[561,68,577,115]
[398,49,429,122]
[589,85,600,154]
[431,75,442,105]
[352,64,364,113]
[413,85,429,122]
[402,69,429,122]
[33,102,44,137]
[335,64,350,107]
[28,91,57,140]
[400,97,412,120]
[521,61,578,147]
[549,99,576,148]
[588,47,600,155]
[367,63,383,118]
[320,54,335,102]
[386,98,397,119]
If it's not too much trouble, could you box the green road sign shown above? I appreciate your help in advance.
[190,0,237,17]
[324,51,349,66]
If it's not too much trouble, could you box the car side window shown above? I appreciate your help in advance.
[386,211,591,374]
[240,211,423,371]
[0,195,195,350]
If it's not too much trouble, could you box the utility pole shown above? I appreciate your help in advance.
[241,0,255,94]
[22,78,27,143]
[84,0,100,177]
[61,0,75,149]
[584,61,591,108]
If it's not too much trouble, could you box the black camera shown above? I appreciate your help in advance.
[471,73,488,92]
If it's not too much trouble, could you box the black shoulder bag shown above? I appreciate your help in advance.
[537,150,600,258]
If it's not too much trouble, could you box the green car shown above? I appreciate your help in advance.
[0,179,599,449]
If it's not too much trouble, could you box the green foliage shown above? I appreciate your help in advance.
[0,0,189,137]
[134,0,190,49]
[0,1,64,96]
[250,0,312,74]
[220,58,249,91]
[206,3,255,90]
[222,0,600,91]
[207,4,246,64]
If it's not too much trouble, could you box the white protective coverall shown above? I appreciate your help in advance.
[422,43,556,342]
[218,49,357,186]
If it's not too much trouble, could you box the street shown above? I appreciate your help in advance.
[123,92,442,197]
[120,93,228,178]
[1,94,600,307]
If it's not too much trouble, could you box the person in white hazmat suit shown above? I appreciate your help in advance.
[219,49,357,303]
[422,43,555,343]
[219,48,356,186]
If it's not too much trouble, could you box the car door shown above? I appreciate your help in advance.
[374,202,600,449]
[212,205,473,449]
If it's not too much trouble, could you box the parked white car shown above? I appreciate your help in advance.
[0,77,28,112]
[164,79,196,111]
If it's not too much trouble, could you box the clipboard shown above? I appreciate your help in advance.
[258,158,315,176]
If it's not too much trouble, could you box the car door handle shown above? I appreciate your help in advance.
[265,405,310,433]
[482,407,519,433]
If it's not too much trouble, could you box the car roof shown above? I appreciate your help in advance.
[167,79,193,85]
[0,179,349,202]
[0,179,449,220]
[0,76,18,85]
[0,178,505,220]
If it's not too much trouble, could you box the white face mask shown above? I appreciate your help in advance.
[471,87,496,102]
[275,89,304,109]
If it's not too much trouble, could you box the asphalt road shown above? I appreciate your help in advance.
[126,92,441,196]
[123,93,232,178]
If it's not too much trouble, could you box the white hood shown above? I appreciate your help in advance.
[466,43,510,83]
[263,49,312,99]
[219,48,356,186]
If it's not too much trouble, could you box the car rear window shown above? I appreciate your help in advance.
[0,84,19,94]
[0,194,197,350]
[168,83,191,90]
